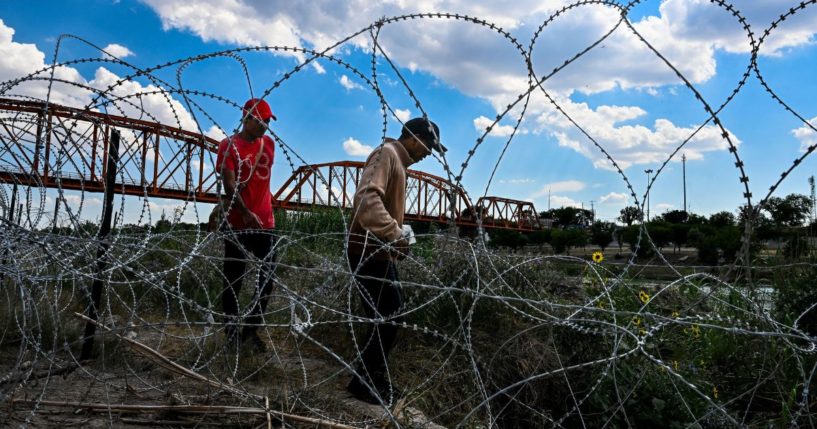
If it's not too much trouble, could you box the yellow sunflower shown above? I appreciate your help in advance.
[592,251,604,263]
[639,290,650,304]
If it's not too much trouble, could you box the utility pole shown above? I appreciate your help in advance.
[590,200,595,223]
[682,153,687,214]
[648,169,652,222]
[581,202,585,227]
[548,188,551,211]
[810,176,816,224]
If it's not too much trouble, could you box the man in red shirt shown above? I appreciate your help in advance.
[215,98,277,352]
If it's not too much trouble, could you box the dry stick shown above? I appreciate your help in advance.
[70,312,363,429]
[0,363,78,386]
[73,312,255,400]
[266,396,271,429]
[120,418,197,426]
[11,400,364,429]
[11,399,271,415]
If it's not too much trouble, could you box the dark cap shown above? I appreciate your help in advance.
[401,117,446,153]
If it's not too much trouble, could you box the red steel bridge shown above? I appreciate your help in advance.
[0,98,541,231]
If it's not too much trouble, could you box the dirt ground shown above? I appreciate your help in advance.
[0,322,445,428]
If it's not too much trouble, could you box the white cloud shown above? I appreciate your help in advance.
[137,1,704,99]
[89,67,199,130]
[342,137,373,157]
[499,178,535,185]
[535,96,737,170]
[62,194,102,208]
[793,117,817,153]
[599,192,628,205]
[473,116,518,137]
[0,19,230,206]
[2,2,803,203]
[549,195,581,208]
[0,19,203,135]
[394,108,411,123]
[132,1,792,171]
[141,0,307,62]
[135,2,817,101]
[655,203,675,212]
[657,0,817,57]
[0,19,91,107]
[532,180,586,197]
[101,43,134,59]
[146,200,190,223]
[315,183,342,205]
[205,125,228,141]
[191,159,210,173]
[339,74,363,91]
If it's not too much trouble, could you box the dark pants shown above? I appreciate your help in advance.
[349,256,404,385]
[222,230,277,334]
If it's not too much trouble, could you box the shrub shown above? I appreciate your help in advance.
[691,225,741,265]
[488,229,529,251]
[782,231,810,260]
[550,228,587,255]
[773,265,817,336]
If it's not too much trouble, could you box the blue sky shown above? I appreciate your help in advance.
[1,0,817,226]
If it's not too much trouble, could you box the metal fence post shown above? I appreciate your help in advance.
[80,128,120,360]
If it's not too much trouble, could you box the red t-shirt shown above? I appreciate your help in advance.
[216,134,275,229]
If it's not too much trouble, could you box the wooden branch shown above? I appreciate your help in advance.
[265,396,272,429]
[11,400,364,429]
[0,363,78,386]
[120,417,197,426]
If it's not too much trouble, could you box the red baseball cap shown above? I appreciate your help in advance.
[242,98,276,121]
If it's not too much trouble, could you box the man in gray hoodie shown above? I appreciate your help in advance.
[345,117,445,405]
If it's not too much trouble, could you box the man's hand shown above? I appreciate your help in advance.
[241,210,263,229]
[222,169,262,229]
[392,237,410,260]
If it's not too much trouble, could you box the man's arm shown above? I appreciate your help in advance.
[353,153,402,242]
[221,169,262,229]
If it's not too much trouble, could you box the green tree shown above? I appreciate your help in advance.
[645,220,672,251]
[528,229,551,246]
[590,221,615,252]
[687,213,708,225]
[618,206,643,226]
[78,220,99,237]
[541,207,592,228]
[614,227,625,252]
[737,204,778,251]
[155,209,172,233]
[550,228,587,255]
[783,233,810,260]
[621,225,653,257]
[763,194,812,227]
[693,225,742,265]
[659,209,689,224]
[687,227,705,248]
[670,223,690,253]
[708,211,735,228]
[489,229,529,251]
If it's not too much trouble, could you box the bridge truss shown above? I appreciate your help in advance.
[0,98,541,231]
